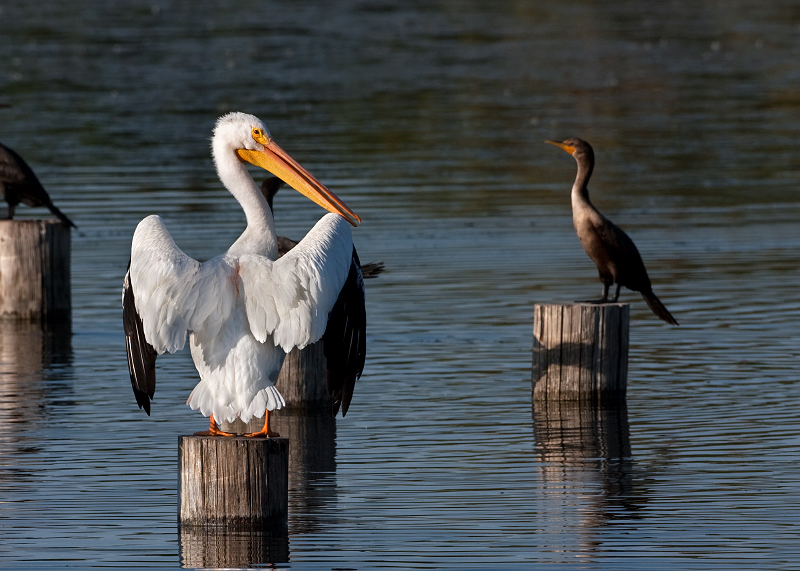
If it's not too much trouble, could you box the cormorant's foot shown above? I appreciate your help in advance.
[575,298,609,304]
[243,429,281,438]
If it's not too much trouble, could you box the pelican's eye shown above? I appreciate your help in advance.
[251,127,269,145]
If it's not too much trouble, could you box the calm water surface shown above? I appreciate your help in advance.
[0,1,799,569]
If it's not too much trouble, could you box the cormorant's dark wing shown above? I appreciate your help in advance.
[594,215,651,291]
[276,235,299,257]
[0,143,32,185]
[123,261,157,415]
[0,143,77,228]
[323,247,366,417]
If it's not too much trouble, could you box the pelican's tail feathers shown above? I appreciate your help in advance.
[187,381,285,425]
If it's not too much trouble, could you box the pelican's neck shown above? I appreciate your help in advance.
[571,154,594,211]
[213,140,278,258]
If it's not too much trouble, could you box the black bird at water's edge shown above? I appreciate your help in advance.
[546,138,678,325]
[0,143,77,228]
[261,177,384,278]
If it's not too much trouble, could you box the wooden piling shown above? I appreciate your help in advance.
[277,340,330,411]
[222,411,337,533]
[0,220,70,321]
[178,435,289,527]
[532,303,629,403]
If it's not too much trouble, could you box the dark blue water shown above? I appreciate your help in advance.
[0,1,798,568]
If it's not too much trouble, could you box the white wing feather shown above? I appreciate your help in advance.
[129,215,237,354]
[239,213,353,352]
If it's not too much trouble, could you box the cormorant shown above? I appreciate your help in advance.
[0,143,77,228]
[546,138,678,325]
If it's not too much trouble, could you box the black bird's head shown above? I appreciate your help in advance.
[260,176,285,212]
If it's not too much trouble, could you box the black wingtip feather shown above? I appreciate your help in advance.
[324,248,366,418]
[123,262,158,415]
[133,388,152,416]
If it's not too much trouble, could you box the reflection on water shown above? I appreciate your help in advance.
[0,320,73,483]
[0,320,73,419]
[179,524,289,568]
[533,399,644,527]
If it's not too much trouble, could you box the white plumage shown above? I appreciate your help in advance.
[124,112,363,431]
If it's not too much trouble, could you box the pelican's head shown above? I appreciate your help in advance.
[214,112,360,227]
[545,137,594,164]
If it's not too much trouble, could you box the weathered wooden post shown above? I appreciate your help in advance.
[222,410,336,530]
[178,435,289,527]
[0,220,70,321]
[277,341,330,411]
[532,303,629,403]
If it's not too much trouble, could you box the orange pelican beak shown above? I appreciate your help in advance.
[237,140,360,227]
[545,140,576,155]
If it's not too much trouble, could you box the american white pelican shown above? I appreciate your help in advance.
[260,176,384,277]
[123,112,366,437]
[546,137,678,325]
[0,142,77,227]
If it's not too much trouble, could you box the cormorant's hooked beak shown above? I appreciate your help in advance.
[237,141,360,227]
[545,140,576,156]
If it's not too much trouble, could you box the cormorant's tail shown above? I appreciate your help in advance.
[360,261,384,279]
[47,202,77,229]
[642,290,678,325]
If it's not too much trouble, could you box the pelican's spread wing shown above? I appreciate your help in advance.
[323,247,366,417]
[124,215,237,412]
[239,213,365,416]
[239,213,353,351]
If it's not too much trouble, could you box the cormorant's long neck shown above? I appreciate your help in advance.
[571,154,595,210]
[212,140,278,259]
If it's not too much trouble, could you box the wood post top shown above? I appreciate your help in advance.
[534,302,629,308]
[179,434,289,443]
[0,219,71,226]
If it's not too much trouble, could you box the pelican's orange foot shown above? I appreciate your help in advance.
[244,410,280,438]
[193,414,234,437]
[243,428,281,438]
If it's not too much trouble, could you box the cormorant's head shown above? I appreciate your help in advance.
[260,176,285,212]
[545,137,594,165]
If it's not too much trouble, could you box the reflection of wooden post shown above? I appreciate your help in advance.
[532,303,628,403]
[277,341,330,411]
[179,525,289,568]
[178,436,288,526]
[532,400,639,534]
[0,220,70,320]
[533,400,631,464]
